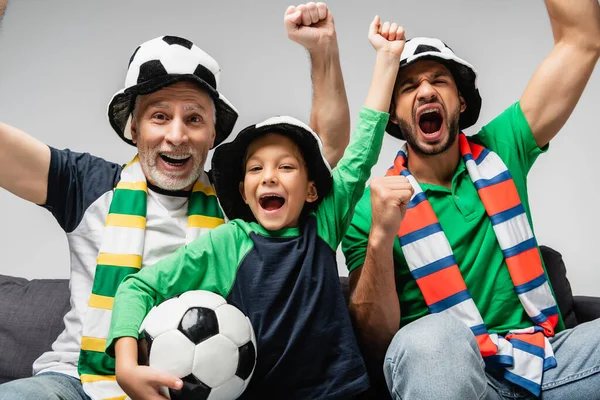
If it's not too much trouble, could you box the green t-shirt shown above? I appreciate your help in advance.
[342,102,565,334]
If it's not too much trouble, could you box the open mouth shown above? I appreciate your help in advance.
[418,108,443,135]
[160,153,191,166]
[259,195,285,211]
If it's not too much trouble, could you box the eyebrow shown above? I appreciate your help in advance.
[397,69,452,88]
[245,149,305,167]
[144,101,170,110]
[183,104,208,113]
[143,102,208,113]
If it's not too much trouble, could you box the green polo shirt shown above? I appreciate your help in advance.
[342,102,565,334]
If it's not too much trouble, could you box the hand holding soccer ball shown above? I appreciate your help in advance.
[131,291,257,400]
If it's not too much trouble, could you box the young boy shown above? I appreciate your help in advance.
[106,16,406,399]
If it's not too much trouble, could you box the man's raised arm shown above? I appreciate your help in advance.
[285,2,349,168]
[0,122,51,205]
[520,0,600,148]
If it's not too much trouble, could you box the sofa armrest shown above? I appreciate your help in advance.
[573,296,600,324]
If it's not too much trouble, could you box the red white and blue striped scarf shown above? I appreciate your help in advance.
[387,133,559,396]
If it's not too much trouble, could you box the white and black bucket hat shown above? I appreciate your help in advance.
[212,116,332,222]
[108,35,238,148]
[387,37,481,140]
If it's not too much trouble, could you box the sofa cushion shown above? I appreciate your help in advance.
[540,246,578,329]
[0,275,70,384]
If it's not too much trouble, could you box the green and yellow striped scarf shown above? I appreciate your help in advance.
[78,156,224,400]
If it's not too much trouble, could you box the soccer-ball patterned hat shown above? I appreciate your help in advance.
[387,37,482,140]
[108,35,238,148]
[212,117,332,222]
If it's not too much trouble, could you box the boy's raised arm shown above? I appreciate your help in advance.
[364,16,406,112]
[316,16,407,249]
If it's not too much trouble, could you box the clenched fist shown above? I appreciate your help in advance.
[368,15,406,56]
[284,2,336,51]
[370,176,414,239]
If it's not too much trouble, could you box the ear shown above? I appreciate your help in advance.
[239,181,248,204]
[459,94,467,114]
[130,115,139,145]
[305,181,319,203]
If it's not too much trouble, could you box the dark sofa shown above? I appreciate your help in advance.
[1,246,599,386]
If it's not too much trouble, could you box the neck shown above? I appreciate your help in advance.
[146,180,192,197]
[406,139,460,189]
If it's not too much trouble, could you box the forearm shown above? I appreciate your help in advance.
[107,278,158,354]
[545,0,600,51]
[0,122,50,204]
[115,337,139,374]
[349,230,400,361]
[364,52,401,113]
[308,40,350,168]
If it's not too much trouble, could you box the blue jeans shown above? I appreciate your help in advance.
[0,372,90,400]
[384,314,600,399]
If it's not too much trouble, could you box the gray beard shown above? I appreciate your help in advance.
[397,105,461,156]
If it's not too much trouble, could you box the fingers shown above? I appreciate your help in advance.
[285,5,296,16]
[369,15,380,37]
[294,2,326,26]
[284,5,302,30]
[389,23,398,41]
[371,176,415,200]
[380,21,390,39]
[150,370,183,391]
[396,25,406,41]
[377,20,404,41]
[316,2,328,21]
[307,2,320,24]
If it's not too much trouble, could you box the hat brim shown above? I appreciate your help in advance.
[212,122,332,222]
[386,53,482,140]
[107,74,238,148]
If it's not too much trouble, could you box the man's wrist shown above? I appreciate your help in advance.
[308,36,339,62]
[368,226,397,250]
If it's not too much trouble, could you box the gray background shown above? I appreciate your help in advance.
[0,1,598,295]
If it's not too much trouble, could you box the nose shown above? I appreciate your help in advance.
[261,167,278,185]
[416,80,438,103]
[165,118,187,146]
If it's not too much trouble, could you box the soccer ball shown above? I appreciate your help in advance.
[138,290,257,400]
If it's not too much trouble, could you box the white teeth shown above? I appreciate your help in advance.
[422,108,440,115]
[161,154,190,160]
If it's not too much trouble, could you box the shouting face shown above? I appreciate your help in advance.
[131,81,217,191]
[392,60,466,156]
[239,133,318,231]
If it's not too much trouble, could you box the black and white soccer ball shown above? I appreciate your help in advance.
[138,290,256,400]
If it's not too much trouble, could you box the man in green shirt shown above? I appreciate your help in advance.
[342,1,600,399]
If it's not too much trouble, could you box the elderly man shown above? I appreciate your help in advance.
[0,3,349,400]
[343,1,600,399]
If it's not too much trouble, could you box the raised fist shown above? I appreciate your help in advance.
[284,2,336,51]
[369,175,414,238]
[368,15,406,56]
